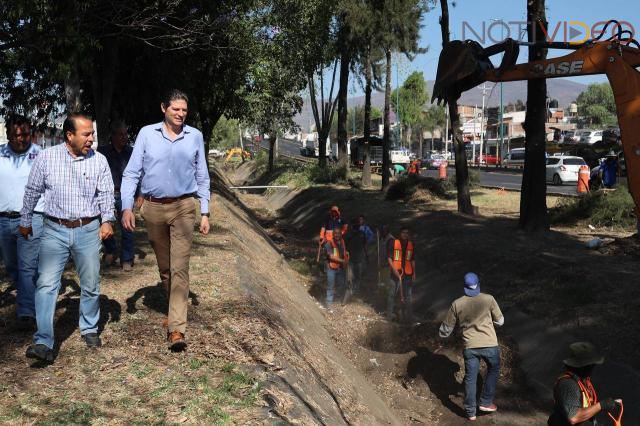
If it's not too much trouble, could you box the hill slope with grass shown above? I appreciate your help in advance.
[0,166,399,425]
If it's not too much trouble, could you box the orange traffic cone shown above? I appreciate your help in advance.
[577,165,590,194]
[439,162,447,179]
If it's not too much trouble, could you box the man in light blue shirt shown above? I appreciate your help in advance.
[121,89,210,352]
[0,115,45,330]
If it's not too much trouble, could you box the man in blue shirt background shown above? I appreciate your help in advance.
[121,89,210,352]
[0,114,45,330]
[98,120,140,271]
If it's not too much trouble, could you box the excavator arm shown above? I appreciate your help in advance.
[432,25,640,215]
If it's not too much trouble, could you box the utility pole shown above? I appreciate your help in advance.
[491,18,505,168]
[396,59,401,147]
[479,83,489,167]
[444,106,449,159]
[473,105,477,165]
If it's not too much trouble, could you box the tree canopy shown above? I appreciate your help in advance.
[576,83,617,127]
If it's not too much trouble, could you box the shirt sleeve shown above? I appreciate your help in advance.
[490,297,504,326]
[194,131,211,214]
[554,378,582,420]
[439,303,457,338]
[20,153,46,227]
[97,157,116,222]
[121,131,145,210]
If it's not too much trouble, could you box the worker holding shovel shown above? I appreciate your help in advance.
[386,227,415,322]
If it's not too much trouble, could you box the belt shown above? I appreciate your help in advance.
[0,211,21,219]
[45,215,99,228]
[143,193,195,204]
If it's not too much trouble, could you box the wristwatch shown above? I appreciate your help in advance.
[201,213,210,217]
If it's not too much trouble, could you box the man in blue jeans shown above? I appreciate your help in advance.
[323,227,348,310]
[439,272,504,420]
[0,115,45,330]
[20,113,115,362]
[98,121,140,271]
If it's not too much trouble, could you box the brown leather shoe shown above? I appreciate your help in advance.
[162,317,168,328]
[167,331,186,351]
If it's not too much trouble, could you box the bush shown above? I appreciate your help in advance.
[550,186,636,228]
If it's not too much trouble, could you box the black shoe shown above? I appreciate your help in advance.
[82,333,102,348]
[16,316,37,332]
[26,344,54,362]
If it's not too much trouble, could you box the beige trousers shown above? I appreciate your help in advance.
[141,198,196,334]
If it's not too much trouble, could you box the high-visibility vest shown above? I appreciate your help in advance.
[555,372,598,408]
[328,239,347,270]
[391,239,414,275]
[320,220,348,242]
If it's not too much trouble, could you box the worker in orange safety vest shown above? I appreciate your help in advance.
[323,227,349,309]
[386,226,416,322]
[548,342,622,426]
[319,205,348,244]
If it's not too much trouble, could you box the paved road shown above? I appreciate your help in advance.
[422,167,582,195]
[260,137,302,157]
[265,138,610,195]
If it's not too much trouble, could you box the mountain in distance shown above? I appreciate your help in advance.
[295,78,587,130]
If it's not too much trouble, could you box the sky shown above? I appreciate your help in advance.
[358,0,640,94]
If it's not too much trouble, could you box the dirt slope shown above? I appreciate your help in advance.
[0,166,399,425]
[232,162,640,424]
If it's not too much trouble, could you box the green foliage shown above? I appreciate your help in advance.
[210,116,240,150]
[550,187,636,228]
[576,83,617,127]
[391,71,429,128]
[267,161,349,192]
[330,104,382,139]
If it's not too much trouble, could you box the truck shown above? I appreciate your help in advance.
[299,133,331,157]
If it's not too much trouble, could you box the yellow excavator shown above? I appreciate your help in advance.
[432,20,640,215]
[224,147,252,163]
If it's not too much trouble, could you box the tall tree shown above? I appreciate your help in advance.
[421,105,446,156]
[576,83,617,126]
[391,71,429,147]
[438,0,475,214]
[519,0,549,232]
[375,0,427,190]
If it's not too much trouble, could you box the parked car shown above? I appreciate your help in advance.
[208,148,224,158]
[602,127,621,144]
[578,129,603,145]
[546,156,587,185]
[423,153,447,169]
[563,130,579,144]
[503,148,525,168]
[472,154,499,166]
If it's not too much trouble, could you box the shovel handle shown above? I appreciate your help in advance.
[607,400,623,426]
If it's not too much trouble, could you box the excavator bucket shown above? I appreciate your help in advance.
[432,39,520,105]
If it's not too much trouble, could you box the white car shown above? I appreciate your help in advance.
[208,148,223,158]
[546,156,587,185]
[578,130,603,145]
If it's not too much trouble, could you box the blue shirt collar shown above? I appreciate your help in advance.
[153,121,191,141]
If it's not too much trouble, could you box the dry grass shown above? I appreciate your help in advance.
[0,211,270,425]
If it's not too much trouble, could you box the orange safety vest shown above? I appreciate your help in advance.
[391,239,414,275]
[327,239,348,270]
[320,223,348,242]
[555,372,598,408]
[408,161,418,175]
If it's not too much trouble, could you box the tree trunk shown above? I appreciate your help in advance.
[337,50,350,170]
[519,0,549,232]
[440,0,474,214]
[91,38,119,146]
[382,49,392,190]
[418,127,423,159]
[362,46,373,187]
[65,64,82,114]
[268,134,276,172]
[448,98,474,214]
